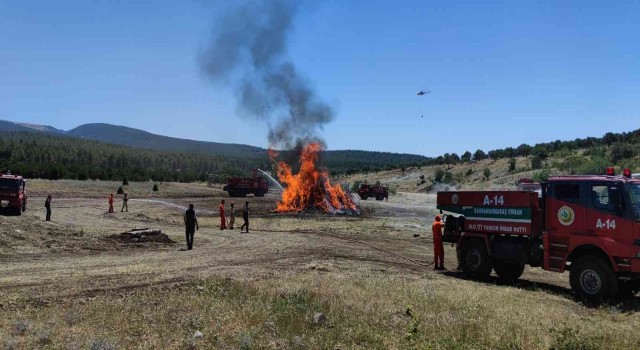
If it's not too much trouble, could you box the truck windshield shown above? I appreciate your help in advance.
[0,178,20,190]
[628,183,640,219]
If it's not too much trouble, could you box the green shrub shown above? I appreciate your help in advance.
[610,142,637,163]
[508,158,516,172]
[152,184,159,192]
[530,156,543,170]
[122,177,129,186]
[483,168,491,180]
[434,169,445,183]
[117,186,124,195]
[532,168,551,182]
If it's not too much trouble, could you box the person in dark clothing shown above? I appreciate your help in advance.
[240,201,250,233]
[183,203,199,250]
[44,194,52,221]
[121,192,129,212]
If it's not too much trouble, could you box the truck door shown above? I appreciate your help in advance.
[546,182,586,271]
[586,182,632,257]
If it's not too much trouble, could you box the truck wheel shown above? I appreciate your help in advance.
[360,195,368,200]
[15,206,23,216]
[375,195,383,201]
[461,239,493,280]
[494,261,525,283]
[22,201,26,212]
[569,255,617,305]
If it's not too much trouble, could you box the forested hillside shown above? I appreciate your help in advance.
[429,128,640,175]
[0,132,430,182]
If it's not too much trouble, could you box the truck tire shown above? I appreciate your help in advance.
[494,260,525,283]
[15,205,23,216]
[569,255,617,305]
[255,191,265,197]
[22,200,27,212]
[375,195,383,201]
[360,194,368,200]
[461,239,493,280]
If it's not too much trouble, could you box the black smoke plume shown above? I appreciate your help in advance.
[200,0,334,150]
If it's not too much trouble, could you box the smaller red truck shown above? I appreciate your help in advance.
[357,183,388,201]
[437,167,640,305]
[0,172,27,215]
[223,170,269,197]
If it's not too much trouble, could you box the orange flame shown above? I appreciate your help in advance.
[270,142,358,214]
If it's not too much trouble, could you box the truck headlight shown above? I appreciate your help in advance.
[0,200,9,208]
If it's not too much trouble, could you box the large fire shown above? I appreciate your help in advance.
[270,143,359,214]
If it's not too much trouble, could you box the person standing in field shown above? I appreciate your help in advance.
[121,192,129,212]
[219,199,227,230]
[240,201,250,233]
[183,203,199,250]
[228,202,235,229]
[431,215,445,270]
[44,194,52,221]
[108,193,114,213]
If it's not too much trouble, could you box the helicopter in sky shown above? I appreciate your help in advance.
[416,90,431,96]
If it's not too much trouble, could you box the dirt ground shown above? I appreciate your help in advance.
[0,180,571,304]
[2,180,636,349]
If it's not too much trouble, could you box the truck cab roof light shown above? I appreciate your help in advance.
[606,167,615,176]
[623,168,632,178]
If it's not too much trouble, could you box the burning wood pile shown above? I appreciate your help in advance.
[270,143,359,214]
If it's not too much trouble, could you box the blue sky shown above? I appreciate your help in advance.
[1,1,639,156]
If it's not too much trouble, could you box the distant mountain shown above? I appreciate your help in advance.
[0,120,64,134]
[0,120,431,170]
[67,123,266,158]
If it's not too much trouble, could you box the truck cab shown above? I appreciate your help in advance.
[544,170,640,302]
[0,173,27,215]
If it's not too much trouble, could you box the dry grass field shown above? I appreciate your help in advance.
[2,180,640,349]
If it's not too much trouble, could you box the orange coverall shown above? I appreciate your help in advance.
[108,194,114,213]
[219,204,227,230]
[431,219,445,269]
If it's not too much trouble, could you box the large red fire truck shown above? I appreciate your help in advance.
[0,172,27,215]
[437,168,640,304]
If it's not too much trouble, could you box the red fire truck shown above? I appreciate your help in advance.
[437,167,640,304]
[0,172,27,215]
[223,170,269,197]
[357,183,389,201]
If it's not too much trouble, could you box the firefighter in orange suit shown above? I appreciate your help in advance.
[219,199,227,230]
[108,193,114,213]
[431,215,445,270]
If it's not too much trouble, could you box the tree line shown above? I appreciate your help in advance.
[429,128,640,173]
[0,132,430,181]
